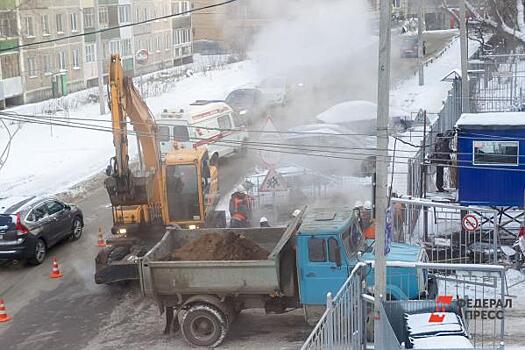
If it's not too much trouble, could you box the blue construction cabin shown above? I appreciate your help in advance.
[456,112,525,207]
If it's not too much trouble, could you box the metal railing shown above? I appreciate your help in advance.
[301,262,368,350]
[391,197,499,264]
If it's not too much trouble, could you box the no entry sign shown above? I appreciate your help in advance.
[462,214,479,232]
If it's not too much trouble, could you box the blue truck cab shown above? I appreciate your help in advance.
[295,207,428,306]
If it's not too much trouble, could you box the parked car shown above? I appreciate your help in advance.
[225,88,268,125]
[0,196,84,265]
[400,34,426,58]
[258,77,289,106]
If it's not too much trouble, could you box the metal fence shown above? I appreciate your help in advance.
[470,53,525,112]
[406,79,462,197]
[301,263,368,350]
[391,197,499,264]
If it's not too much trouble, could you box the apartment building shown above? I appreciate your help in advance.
[19,0,86,103]
[171,0,192,65]
[0,1,23,108]
[132,0,173,74]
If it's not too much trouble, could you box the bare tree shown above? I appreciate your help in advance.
[442,0,525,45]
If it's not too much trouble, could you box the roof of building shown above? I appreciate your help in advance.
[456,112,525,128]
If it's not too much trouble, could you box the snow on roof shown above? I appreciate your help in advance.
[456,112,525,127]
[315,100,405,124]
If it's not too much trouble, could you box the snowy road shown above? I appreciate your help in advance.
[0,31,462,349]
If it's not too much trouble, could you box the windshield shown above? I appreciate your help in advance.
[166,164,200,222]
[158,126,170,142]
[173,125,190,142]
[341,212,364,258]
[227,90,255,105]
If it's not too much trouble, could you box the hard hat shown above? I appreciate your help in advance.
[354,201,363,208]
[364,200,373,210]
[260,217,268,223]
[292,209,301,217]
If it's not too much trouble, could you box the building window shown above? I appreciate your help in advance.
[473,140,519,166]
[26,57,36,77]
[72,48,80,68]
[156,36,160,51]
[24,17,34,37]
[99,7,109,28]
[41,15,49,35]
[143,8,148,21]
[0,16,16,37]
[83,8,94,28]
[172,1,190,15]
[121,39,131,56]
[85,44,95,62]
[1,54,20,78]
[109,40,121,54]
[57,51,66,70]
[165,32,170,50]
[118,5,131,24]
[70,13,78,32]
[43,54,52,74]
[56,13,64,33]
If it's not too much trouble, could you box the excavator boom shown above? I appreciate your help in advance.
[105,54,162,208]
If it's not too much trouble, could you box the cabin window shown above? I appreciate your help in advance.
[308,237,326,262]
[158,126,170,142]
[173,125,190,142]
[473,140,518,165]
[327,238,339,263]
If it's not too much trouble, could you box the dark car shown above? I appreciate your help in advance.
[225,88,267,125]
[0,196,84,265]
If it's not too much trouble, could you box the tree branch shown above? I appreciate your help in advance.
[441,0,460,24]
[517,0,525,33]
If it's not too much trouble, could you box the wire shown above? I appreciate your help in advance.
[0,0,240,53]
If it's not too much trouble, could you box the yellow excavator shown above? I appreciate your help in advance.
[95,54,225,284]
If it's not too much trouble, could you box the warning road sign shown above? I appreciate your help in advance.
[259,168,287,192]
[462,214,479,232]
[258,116,282,167]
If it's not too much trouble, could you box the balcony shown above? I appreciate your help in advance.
[0,76,22,99]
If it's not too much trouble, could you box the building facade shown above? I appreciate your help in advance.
[0,0,192,107]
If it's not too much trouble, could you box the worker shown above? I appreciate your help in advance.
[229,186,252,228]
[392,193,406,242]
[259,217,270,227]
[430,132,452,192]
[291,209,301,218]
[361,200,376,239]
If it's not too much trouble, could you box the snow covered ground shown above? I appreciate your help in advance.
[0,61,258,198]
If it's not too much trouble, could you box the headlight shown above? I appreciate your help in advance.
[188,224,197,230]
[239,110,248,115]
[117,228,127,235]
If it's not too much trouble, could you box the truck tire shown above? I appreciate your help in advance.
[181,304,229,347]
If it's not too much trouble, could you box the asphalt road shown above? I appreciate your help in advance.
[0,31,458,350]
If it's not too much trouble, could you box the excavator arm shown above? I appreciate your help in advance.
[105,54,162,209]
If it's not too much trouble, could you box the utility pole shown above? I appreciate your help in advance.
[374,0,391,347]
[418,0,424,86]
[94,0,105,115]
[459,0,470,112]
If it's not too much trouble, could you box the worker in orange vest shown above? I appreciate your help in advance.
[361,200,376,239]
[229,186,252,228]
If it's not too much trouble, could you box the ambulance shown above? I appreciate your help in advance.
[157,100,249,160]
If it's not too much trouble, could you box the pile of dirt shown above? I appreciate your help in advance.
[167,232,269,261]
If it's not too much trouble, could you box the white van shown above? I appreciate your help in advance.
[157,100,249,159]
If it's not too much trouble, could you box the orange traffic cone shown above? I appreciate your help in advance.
[96,227,106,248]
[49,257,63,279]
[0,299,11,322]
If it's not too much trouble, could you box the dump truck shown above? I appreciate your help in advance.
[139,207,430,347]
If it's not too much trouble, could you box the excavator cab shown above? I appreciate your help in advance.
[162,148,222,228]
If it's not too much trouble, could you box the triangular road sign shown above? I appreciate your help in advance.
[259,168,288,192]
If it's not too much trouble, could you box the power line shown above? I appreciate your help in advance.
[0,0,239,53]
[4,112,525,174]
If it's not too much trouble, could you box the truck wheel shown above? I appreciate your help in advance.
[181,304,229,348]
[27,238,47,265]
